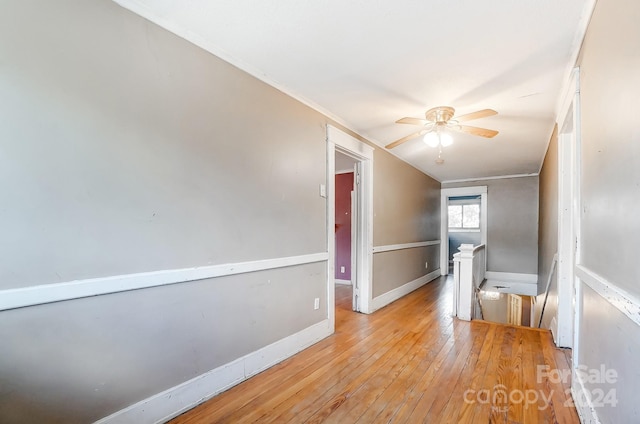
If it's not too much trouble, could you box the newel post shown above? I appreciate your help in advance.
[456,244,475,321]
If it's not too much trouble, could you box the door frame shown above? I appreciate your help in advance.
[440,186,488,275]
[556,67,581,349]
[327,125,374,330]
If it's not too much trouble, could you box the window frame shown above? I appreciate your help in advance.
[447,199,481,232]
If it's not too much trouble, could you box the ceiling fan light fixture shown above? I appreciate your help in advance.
[423,128,453,148]
[423,131,440,148]
[440,132,453,147]
[386,106,498,150]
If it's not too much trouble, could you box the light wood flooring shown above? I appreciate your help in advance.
[170,277,578,423]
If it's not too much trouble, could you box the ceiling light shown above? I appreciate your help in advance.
[423,131,440,148]
[422,124,453,148]
[440,132,453,147]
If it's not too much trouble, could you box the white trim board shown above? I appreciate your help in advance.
[576,265,640,327]
[440,186,488,275]
[554,0,597,118]
[95,319,332,424]
[370,269,440,313]
[327,125,374,158]
[327,125,374,317]
[0,252,329,312]
[571,369,602,424]
[335,279,352,286]
[441,173,538,185]
[372,240,440,254]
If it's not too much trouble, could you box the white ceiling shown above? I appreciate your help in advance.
[115,0,593,182]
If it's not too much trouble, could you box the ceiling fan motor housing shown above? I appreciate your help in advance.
[425,106,455,123]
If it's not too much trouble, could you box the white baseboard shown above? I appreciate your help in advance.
[335,279,352,286]
[571,373,602,424]
[370,269,440,313]
[95,319,332,424]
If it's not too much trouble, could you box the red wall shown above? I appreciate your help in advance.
[335,172,353,280]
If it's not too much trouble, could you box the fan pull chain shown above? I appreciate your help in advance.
[435,145,445,164]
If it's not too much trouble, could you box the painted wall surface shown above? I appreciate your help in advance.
[442,177,539,274]
[536,126,559,329]
[578,0,640,298]
[0,1,440,422]
[0,1,329,290]
[372,151,441,295]
[335,172,353,280]
[0,263,326,424]
[372,245,438,297]
[572,0,640,421]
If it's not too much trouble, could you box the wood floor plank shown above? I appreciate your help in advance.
[302,331,422,423]
[170,277,580,424]
[506,326,525,423]
[403,324,476,422]
[434,322,492,423]
[539,332,581,424]
[221,328,408,423]
[353,324,453,423]
[451,322,496,424]
[522,327,550,423]
[387,325,471,423]
[273,329,419,423]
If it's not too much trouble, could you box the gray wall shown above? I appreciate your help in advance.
[0,264,326,424]
[372,151,441,297]
[572,0,640,421]
[536,126,559,329]
[0,0,329,290]
[442,176,539,274]
[0,1,440,422]
[448,232,482,263]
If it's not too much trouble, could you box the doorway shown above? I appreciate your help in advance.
[327,125,374,331]
[334,152,357,310]
[440,186,488,275]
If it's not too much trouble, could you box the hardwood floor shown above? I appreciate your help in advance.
[170,277,579,423]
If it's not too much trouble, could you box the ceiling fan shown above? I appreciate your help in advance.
[385,106,499,150]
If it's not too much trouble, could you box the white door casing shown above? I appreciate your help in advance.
[556,67,581,350]
[327,125,374,328]
[440,186,488,275]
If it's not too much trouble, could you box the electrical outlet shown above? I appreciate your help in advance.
[314,298,320,310]
[340,266,345,274]
[425,261,429,269]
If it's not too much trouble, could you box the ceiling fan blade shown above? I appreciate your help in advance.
[455,125,499,138]
[455,109,498,122]
[385,129,427,149]
[396,117,429,126]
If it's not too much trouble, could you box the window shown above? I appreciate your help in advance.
[448,203,480,230]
